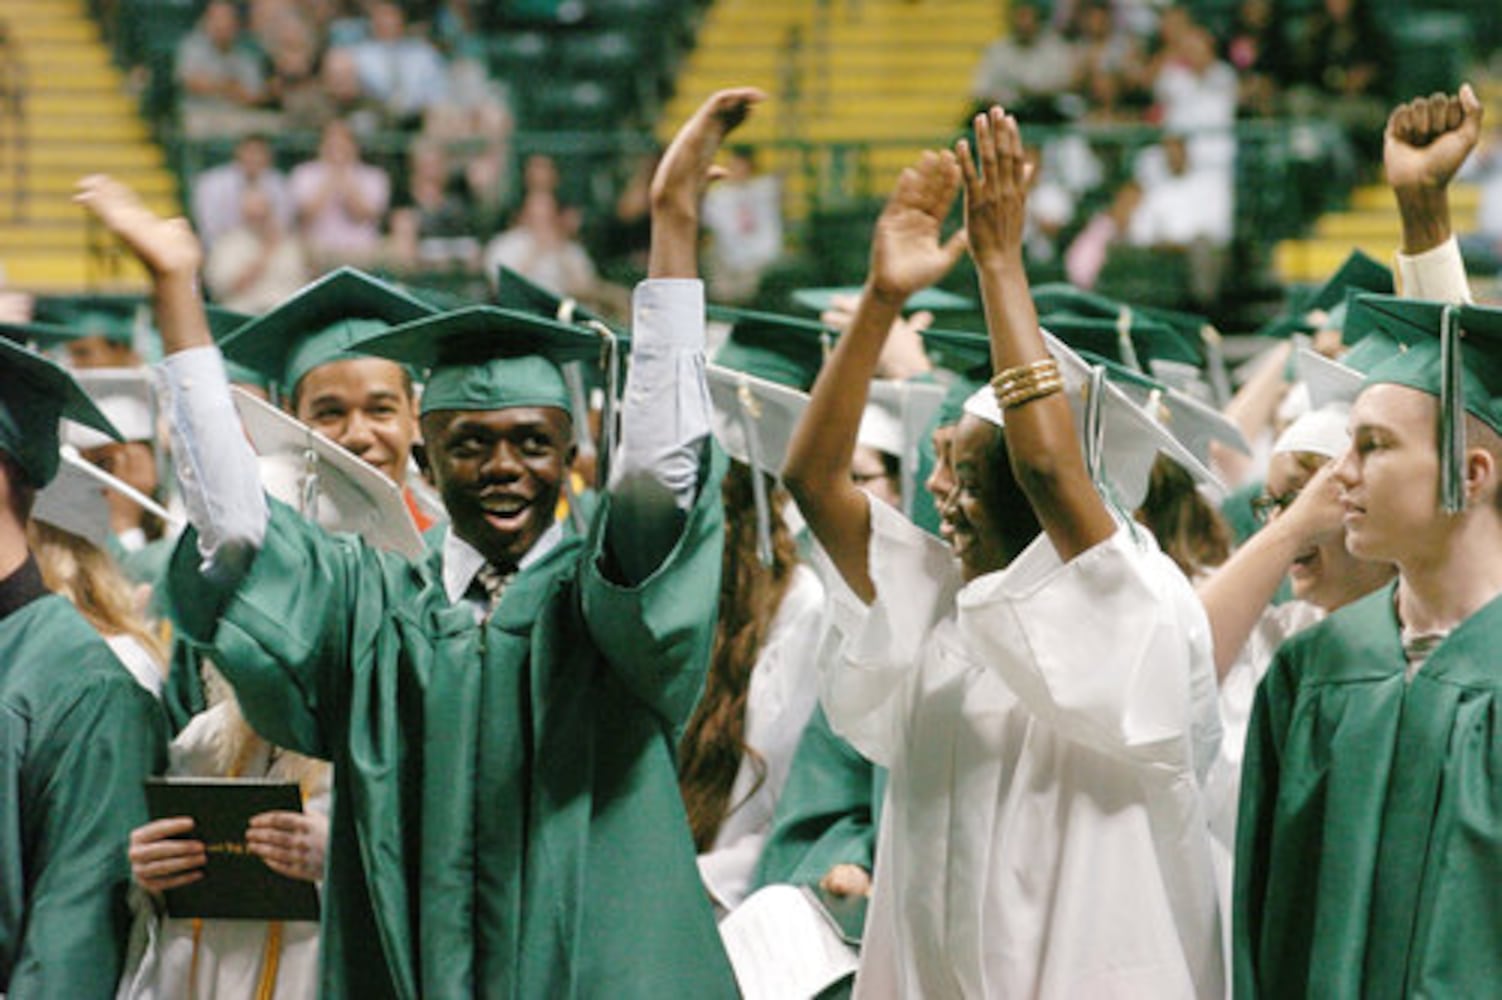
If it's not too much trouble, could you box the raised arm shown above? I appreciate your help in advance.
[957,108,1114,559]
[75,176,266,581]
[605,88,763,583]
[1386,85,1484,257]
[1196,462,1344,678]
[784,152,966,602]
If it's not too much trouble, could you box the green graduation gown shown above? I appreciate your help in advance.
[1234,583,1502,998]
[754,704,885,894]
[1,587,167,996]
[165,451,738,1000]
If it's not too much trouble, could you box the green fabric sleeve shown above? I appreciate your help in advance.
[581,444,728,731]
[755,705,879,889]
[7,673,165,996]
[164,499,373,759]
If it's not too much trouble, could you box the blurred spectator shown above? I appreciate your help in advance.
[419,58,516,229]
[349,0,450,127]
[483,191,615,312]
[191,133,294,251]
[700,146,784,304]
[205,186,314,313]
[1068,1,1144,107]
[970,1,1077,123]
[262,10,327,128]
[1281,0,1389,159]
[303,46,385,136]
[289,118,391,267]
[1459,132,1502,275]
[597,147,661,280]
[1152,26,1237,173]
[1128,133,1232,304]
[1065,180,1143,289]
[388,140,480,272]
[175,0,274,138]
[1223,0,1285,117]
[1022,145,1075,268]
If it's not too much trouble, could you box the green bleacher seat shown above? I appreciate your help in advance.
[530,79,626,130]
[559,29,641,78]
[485,29,555,84]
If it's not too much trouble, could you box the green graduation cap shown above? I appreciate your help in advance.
[496,266,610,329]
[1350,294,1502,512]
[31,293,147,346]
[353,304,610,415]
[231,387,426,559]
[709,305,834,393]
[918,327,990,429]
[1039,311,1202,375]
[203,305,274,391]
[0,337,121,487]
[217,268,438,395]
[790,286,973,316]
[34,448,177,550]
[1257,251,1394,340]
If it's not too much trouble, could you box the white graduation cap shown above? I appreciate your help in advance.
[32,447,179,550]
[62,366,157,450]
[1296,347,1364,413]
[230,387,425,560]
[964,332,1224,512]
[707,363,810,566]
[864,378,946,519]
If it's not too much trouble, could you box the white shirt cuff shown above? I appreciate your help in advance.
[1394,236,1472,304]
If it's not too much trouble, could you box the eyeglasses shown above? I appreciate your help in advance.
[1251,490,1300,525]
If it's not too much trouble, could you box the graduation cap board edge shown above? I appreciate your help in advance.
[230,387,425,560]
[33,448,180,551]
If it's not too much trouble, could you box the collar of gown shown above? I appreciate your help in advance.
[0,554,47,622]
[442,520,565,606]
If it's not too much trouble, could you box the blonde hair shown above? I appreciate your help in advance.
[202,661,329,798]
[27,520,168,672]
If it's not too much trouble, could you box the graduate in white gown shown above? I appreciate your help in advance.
[784,109,1223,998]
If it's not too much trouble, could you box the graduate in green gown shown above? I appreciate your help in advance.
[78,88,765,1000]
[1232,88,1502,998]
[0,337,168,997]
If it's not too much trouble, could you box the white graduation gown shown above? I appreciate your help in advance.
[823,498,1224,999]
[700,563,827,915]
[118,702,328,1000]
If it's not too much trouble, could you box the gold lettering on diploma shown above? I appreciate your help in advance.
[205,841,250,856]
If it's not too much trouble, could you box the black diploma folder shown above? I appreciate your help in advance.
[144,777,320,921]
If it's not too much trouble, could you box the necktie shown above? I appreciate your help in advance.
[474,563,513,619]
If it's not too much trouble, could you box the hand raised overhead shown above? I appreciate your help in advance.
[956,107,1031,270]
[1384,85,1484,194]
[74,174,202,278]
[867,150,967,302]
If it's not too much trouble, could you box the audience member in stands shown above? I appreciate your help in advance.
[1281,0,1389,161]
[204,186,314,313]
[261,9,328,130]
[174,0,273,138]
[1151,26,1238,173]
[701,145,784,304]
[1223,0,1285,117]
[1064,179,1142,290]
[970,1,1077,123]
[288,118,391,268]
[388,140,480,272]
[1021,145,1075,270]
[191,133,294,252]
[1128,133,1232,305]
[1067,1,1143,110]
[482,190,609,311]
[307,46,385,136]
[349,0,450,128]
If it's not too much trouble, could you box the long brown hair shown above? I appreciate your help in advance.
[1136,454,1231,578]
[678,462,799,851]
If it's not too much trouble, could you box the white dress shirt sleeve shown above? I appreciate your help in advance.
[154,346,268,582]
[605,278,712,581]
[1395,235,1473,303]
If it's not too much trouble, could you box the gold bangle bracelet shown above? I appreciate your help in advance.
[991,358,1058,392]
[998,376,1065,410]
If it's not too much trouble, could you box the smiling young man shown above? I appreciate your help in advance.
[213,267,438,528]
[79,87,765,999]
